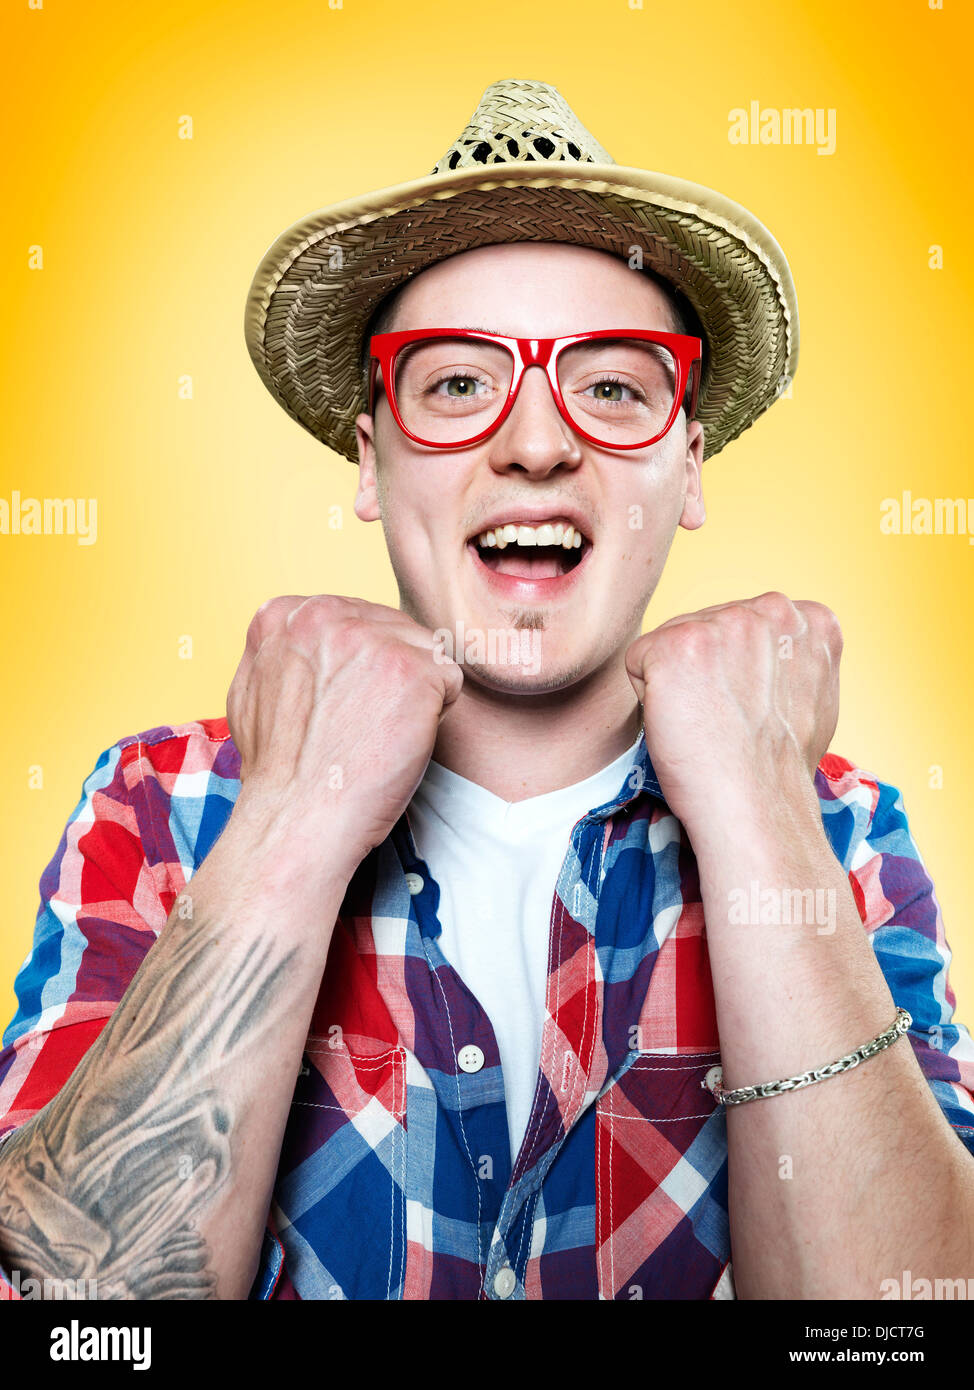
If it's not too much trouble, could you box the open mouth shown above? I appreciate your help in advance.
[468,520,590,581]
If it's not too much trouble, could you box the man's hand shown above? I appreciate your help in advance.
[227,595,463,881]
[0,594,465,1301]
[626,595,974,1302]
[625,591,842,836]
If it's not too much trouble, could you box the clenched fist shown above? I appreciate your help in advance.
[226,595,463,883]
[626,591,842,836]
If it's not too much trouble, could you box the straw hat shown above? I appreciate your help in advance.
[244,78,798,463]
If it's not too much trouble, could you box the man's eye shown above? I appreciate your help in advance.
[584,379,641,403]
[591,380,624,401]
[428,372,492,398]
[445,376,479,397]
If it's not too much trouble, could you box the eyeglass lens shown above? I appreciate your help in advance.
[391,336,680,445]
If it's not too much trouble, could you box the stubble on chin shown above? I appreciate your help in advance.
[502,607,547,631]
[459,656,589,696]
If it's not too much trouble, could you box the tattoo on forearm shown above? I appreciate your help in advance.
[0,921,297,1298]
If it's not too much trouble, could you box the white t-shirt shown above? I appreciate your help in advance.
[406,736,642,1165]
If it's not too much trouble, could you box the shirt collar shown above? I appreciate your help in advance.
[396,726,664,861]
[581,728,664,819]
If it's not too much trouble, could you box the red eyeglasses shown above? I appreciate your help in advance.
[368,328,702,451]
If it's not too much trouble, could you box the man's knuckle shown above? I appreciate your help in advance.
[754,590,793,621]
[249,595,306,643]
[824,611,844,651]
[331,615,378,655]
[245,609,268,648]
[308,594,347,620]
[665,622,710,660]
[374,642,421,683]
[281,596,341,641]
[799,600,843,648]
[809,599,839,627]
[714,606,756,641]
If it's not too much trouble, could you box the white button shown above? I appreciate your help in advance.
[493,1266,516,1299]
[457,1044,485,1074]
[404,872,424,895]
[703,1065,723,1094]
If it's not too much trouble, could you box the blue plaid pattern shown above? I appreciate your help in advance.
[1,720,973,1300]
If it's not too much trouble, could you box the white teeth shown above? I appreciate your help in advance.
[474,520,588,549]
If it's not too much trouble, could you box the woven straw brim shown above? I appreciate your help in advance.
[244,163,799,464]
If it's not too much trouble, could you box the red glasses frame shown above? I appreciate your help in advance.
[367,328,703,451]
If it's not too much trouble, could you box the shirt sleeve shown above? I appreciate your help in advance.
[819,755,974,1160]
[0,739,171,1299]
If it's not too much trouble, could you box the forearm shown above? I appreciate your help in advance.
[0,790,354,1300]
[689,775,974,1299]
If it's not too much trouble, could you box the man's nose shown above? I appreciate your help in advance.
[486,364,584,477]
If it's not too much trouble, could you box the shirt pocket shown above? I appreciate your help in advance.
[275,1037,408,1300]
[594,1049,728,1300]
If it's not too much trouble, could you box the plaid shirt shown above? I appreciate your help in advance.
[2,717,974,1301]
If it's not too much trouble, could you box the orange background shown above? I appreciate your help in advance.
[2,0,972,1027]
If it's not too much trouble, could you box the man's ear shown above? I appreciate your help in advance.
[354,412,381,522]
[678,419,706,531]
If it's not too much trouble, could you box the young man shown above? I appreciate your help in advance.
[1,79,973,1302]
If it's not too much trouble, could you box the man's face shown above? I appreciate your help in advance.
[354,242,705,693]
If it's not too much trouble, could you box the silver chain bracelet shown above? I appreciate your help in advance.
[701,1007,913,1106]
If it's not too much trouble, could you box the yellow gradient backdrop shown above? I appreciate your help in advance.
[2,0,972,1027]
